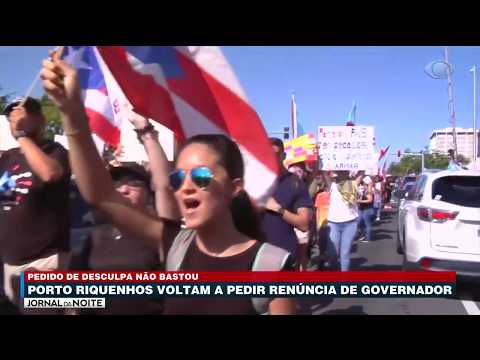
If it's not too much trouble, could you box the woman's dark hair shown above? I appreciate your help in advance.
[178,134,265,241]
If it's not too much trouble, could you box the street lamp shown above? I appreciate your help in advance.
[268,127,290,140]
[425,47,458,159]
[425,60,451,79]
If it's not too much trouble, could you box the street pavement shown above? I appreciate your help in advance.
[300,211,480,315]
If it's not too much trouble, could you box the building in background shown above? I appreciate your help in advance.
[429,127,480,161]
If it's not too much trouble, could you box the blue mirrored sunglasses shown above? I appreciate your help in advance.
[169,167,214,191]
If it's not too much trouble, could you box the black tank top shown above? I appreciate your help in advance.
[162,240,295,315]
[162,241,261,315]
[359,190,374,211]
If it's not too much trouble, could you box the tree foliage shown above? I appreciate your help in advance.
[0,86,14,114]
[1,88,63,141]
[0,96,8,113]
[388,150,470,176]
[40,94,62,140]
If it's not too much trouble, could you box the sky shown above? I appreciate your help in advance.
[2,46,480,167]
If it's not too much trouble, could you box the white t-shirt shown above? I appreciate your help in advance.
[327,182,359,223]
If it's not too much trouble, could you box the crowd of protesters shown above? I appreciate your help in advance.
[0,50,397,315]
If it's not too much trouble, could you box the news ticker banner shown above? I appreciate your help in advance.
[21,271,456,310]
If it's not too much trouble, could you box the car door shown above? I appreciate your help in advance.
[398,181,418,244]
[403,176,429,257]
[429,175,480,255]
[397,189,409,241]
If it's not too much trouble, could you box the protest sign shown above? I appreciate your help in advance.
[317,126,377,172]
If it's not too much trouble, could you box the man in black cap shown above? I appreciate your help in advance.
[69,162,165,315]
[66,108,180,315]
[262,138,313,267]
[109,163,153,209]
[0,97,71,311]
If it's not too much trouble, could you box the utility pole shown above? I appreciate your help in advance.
[444,47,458,159]
[421,152,425,172]
[471,65,478,166]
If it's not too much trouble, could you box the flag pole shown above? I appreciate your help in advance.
[444,46,458,159]
[291,92,297,139]
[346,100,356,126]
[19,46,65,107]
[55,46,66,59]
[472,65,477,167]
[19,69,43,106]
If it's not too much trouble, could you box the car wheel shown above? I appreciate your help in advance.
[402,229,410,271]
[396,227,404,255]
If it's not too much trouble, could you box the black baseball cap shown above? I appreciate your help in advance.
[3,97,42,117]
[108,163,151,187]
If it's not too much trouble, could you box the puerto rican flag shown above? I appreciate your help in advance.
[378,145,390,162]
[380,159,388,177]
[63,46,122,147]
[93,46,279,203]
[346,101,356,126]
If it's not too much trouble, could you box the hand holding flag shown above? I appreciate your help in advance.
[125,103,150,130]
[41,49,84,118]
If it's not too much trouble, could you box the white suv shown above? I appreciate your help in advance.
[397,170,480,279]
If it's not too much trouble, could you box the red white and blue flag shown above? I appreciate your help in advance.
[63,46,122,147]
[381,160,388,177]
[346,101,356,126]
[377,146,390,176]
[378,145,390,162]
[65,46,278,203]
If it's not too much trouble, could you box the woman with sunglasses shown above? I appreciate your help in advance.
[41,51,297,315]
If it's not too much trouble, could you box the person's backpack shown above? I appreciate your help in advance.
[166,229,291,315]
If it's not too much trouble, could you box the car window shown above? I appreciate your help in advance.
[432,176,480,207]
[406,176,426,201]
[406,181,418,201]
[414,176,427,201]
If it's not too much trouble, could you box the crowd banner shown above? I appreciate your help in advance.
[317,126,377,172]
